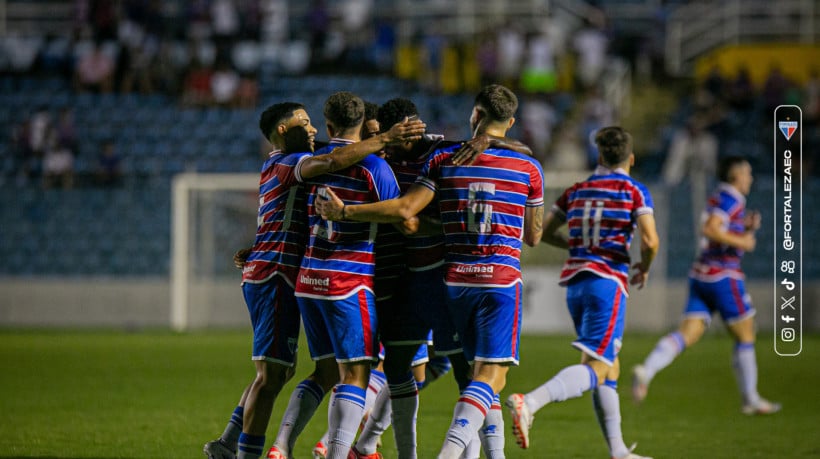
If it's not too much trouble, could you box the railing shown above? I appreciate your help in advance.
[0,0,74,36]
[665,0,818,76]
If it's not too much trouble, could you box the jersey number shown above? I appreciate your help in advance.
[582,200,604,247]
[467,182,496,234]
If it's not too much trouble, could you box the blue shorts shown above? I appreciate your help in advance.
[242,276,301,366]
[297,288,379,363]
[684,277,755,326]
[566,273,626,366]
[447,281,523,365]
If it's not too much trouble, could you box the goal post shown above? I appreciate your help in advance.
[171,172,259,331]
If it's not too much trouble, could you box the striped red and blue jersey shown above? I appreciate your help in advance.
[417,143,545,287]
[388,135,449,271]
[296,140,401,299]
[553,165,654,296]
[690,183,747,282]
[242,149,313,287]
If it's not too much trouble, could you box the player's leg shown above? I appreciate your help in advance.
[591,357,651,459]
[324,290,380,459]
[210,279,297,459]
[632,278,710,403]
[721,279,780,415]
[507,274,619,449]
[269,295,338,458]
[204,384,251,459]
[440,284,519,459]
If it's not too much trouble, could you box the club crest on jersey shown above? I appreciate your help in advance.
[779,121,797,141]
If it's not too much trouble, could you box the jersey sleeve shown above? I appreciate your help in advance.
[370,158,401,201]
[415,149,444,192]
[526,159,545,207]
[632,181,654,217]
[277,152,312,186]
[551,186,572,221]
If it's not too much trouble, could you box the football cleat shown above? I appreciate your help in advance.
[267,445,288,459]
[203,439,235,459]
[347,446,383,459]
[505,393,534,449]
[312,440,328,459]
[742,398,782,415]
[631,365,650,403]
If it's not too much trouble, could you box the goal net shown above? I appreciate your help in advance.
[170,171,668,332]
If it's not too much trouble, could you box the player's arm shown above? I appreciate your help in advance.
[452,135,533,165]
[523,205,545,247]
[316,184,436,223]
[540,210,568,249]
[630,213,660,289]
[701,213,756,252]
[299,118,426,179]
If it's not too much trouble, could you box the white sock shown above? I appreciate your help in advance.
[327,384,367,459]
[388,374,419,459]
[733,342,760,405]
[439,381,494,458]
[356,387,392,454]
[478,395,505,459]
[525,364,597,412]
[366,369,387,413]
[592,380,629,459]
[274,379,324,456]
[459,431,480,459]
[643,331,685,380]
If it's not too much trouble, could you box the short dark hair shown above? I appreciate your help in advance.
[718,155,748,182]
[378,98,418,131]
[259,102,304,139]
[363,101,379,122]
[594,126,633,166]
[474,84,518,122]
[323,91,365,129]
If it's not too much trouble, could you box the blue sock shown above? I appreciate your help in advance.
[220,406,244,449]
[237,433,265,459]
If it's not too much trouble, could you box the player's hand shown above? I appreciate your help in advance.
[629,262,649,289]
[396,216,420,235]
[233,247,252,269]
[744,210,761,231]
[315,187,345,220]
[739,232,757,252]
[452,134,491,166]
[383,116,426,145]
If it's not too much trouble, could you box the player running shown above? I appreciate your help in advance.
[631,155,781,416]
[505,126,658,459]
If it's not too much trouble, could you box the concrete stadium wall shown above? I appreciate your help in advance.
[1,271,817,333]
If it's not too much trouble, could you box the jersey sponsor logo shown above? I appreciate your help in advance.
[299,274,330,287]
[243,265,255,274]
[454,264,494,274]
[779,121,798,141]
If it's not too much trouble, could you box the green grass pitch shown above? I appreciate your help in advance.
[0,330,817,458]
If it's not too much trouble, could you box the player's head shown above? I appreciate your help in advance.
[259,102,317,152]
[594,126,634,169]
[361,101,381,140]
[471,84,518,136]
[323,91,365,139]
[379,98,421,156]
[718,155,753,195]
